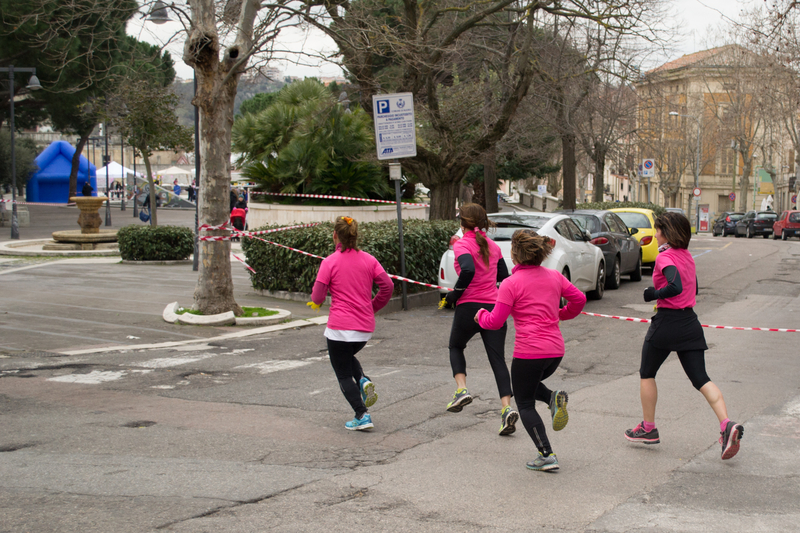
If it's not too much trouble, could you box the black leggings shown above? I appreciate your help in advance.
[511,357,561,455]
[448,301,512,399]
[639,342,711,390]
[327,339,369,418]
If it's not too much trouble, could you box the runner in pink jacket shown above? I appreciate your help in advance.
[310,216,393,431]
[477,229,586,471]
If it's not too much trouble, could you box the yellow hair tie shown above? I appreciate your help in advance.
[342,216,353,225]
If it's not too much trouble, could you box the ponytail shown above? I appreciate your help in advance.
[334,216,359,251]
[459,203,495,266]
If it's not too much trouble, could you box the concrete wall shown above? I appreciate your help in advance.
[247,202,430,227]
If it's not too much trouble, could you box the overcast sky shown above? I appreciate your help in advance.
[127,0,761,82]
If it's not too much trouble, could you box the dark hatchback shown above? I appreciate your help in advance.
[735,210,778,238]
[558,209,642,289]
[712,212,745,237]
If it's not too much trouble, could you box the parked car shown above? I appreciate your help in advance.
[557,209,642,289]
[735,210,778,238]
[772,210,800,240]
[438,212,606,300]
[497,191,510,203]
[609,208,659,270]
[712,212,745,237]
[665,207,686,217]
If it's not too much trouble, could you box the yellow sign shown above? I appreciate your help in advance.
[757,169,774,195]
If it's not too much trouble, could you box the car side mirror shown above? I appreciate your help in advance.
[629,227,639,235]
[582,229,592,241]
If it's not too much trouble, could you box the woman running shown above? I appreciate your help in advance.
[477,230,586,471]
[624,212,743,460]
[310,216,394,431]
[443,203,518,436]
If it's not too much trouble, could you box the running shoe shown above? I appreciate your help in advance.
[446,388,472,413]
[720,421,744,460]
[549,390,569,431]
[624,421,660,444]
[359,377,378,408]
[499,405,519,436]
[345,413,374,431]
[526,452,559,471]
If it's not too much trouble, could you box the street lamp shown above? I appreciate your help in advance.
[0,66,41,239]
[669,111,701,233]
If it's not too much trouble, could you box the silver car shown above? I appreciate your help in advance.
[437,212,606,300]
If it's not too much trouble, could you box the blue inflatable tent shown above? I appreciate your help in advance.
[26,140,97,203]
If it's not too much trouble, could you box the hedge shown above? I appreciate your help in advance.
[242,219,460,295]
[117,225,195,261]
[575,201,667,217]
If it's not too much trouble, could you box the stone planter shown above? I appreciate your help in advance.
[70,196,108,234]
[247,202,429,228]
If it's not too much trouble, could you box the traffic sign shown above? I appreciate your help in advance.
[793,194,797,204]
[729,192,736,201]
[373,93,417,160]
[693,187,702,198]
[642,159,654,178]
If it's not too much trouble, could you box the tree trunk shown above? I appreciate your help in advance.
[428,181,461,220]
[562,133,577,209]
[740,159,752,212]
[141,152,158,227]
[192,71,243,316]
[591,145,607,203]
[68,133,90,200]
[484,149,498,214]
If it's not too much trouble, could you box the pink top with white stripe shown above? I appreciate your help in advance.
[452,230,502,305]
[311,244,393,333]
[477,264,586,358]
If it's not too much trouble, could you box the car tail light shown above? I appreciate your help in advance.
[726,216,731,222]
[640,236,653,246]
[448,235,460,250]
[548,237,556,247]
[440,267,445,280]
[590,237,608,245]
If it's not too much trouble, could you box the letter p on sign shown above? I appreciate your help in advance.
[376,100,390,114]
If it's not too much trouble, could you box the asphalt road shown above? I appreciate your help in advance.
[1,227,800,532]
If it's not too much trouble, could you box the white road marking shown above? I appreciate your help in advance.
[132,353,218,369]
[172,344,215,352]
[234,360,312,374]
[372,369,401,378]
[49,370,127,384]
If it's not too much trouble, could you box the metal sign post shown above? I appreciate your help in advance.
[373,93,417,311]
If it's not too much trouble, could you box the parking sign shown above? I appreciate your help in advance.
[642,159,655,178]
[373,93,417,160]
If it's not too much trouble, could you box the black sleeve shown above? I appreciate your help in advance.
[445,254,475,304]
[696,276,699,295]
[496,258,509,284]
[653,265,682,300]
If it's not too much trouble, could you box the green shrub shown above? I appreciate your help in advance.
[574,201,667,217]
[118,225,195,261]
[242,219,460,295]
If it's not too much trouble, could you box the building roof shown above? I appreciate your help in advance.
[647,45,736,75]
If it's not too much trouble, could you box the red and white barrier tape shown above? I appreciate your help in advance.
[198,222,322,241]
[579,311,798,333]
[250,191,430,208]
[231,252,256,273]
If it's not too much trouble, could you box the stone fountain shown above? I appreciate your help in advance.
[42,196,119,251]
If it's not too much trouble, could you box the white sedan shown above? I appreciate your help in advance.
[437,212,606,300]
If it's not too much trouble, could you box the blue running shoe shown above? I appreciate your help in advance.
[526,452,559,471]
[359,377,378,408]
[446,388,472,413]
[345,413,374,431]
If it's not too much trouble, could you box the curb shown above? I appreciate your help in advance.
[0,239,121,257]
[162,302,294,327]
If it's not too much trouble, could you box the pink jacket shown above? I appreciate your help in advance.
[311,245,394,332]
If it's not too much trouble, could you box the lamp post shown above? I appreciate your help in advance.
[669,111,701,233]
[0,66,42,239]
[103,119,112,226]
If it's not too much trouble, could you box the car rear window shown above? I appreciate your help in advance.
[487,215,548,241]
[756,212,778,220]
[790,213,800,223]
[614,212,651,228]
[729,214,744,221]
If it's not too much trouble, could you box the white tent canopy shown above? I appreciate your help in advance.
[95,161,143,190]
[157,166,194,186]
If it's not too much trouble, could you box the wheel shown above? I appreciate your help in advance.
[605,256,621,290]
[783,230,788,241]
[773,231,780,240]
[746,225,753,238]
[713,228,719,236]
[763,233,769,239]
[587,262,605,301]
[630,254,643,282]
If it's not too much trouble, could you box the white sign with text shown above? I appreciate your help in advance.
[373,93,417,160]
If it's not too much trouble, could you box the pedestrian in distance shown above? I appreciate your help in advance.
[309,216,394,431]
[625,212,744,460]
[81,181,93,197]
[476,230,586,471]
[442,203,519,436]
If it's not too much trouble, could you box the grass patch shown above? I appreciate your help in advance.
[241,307,279,317]
[175,306,278,317]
